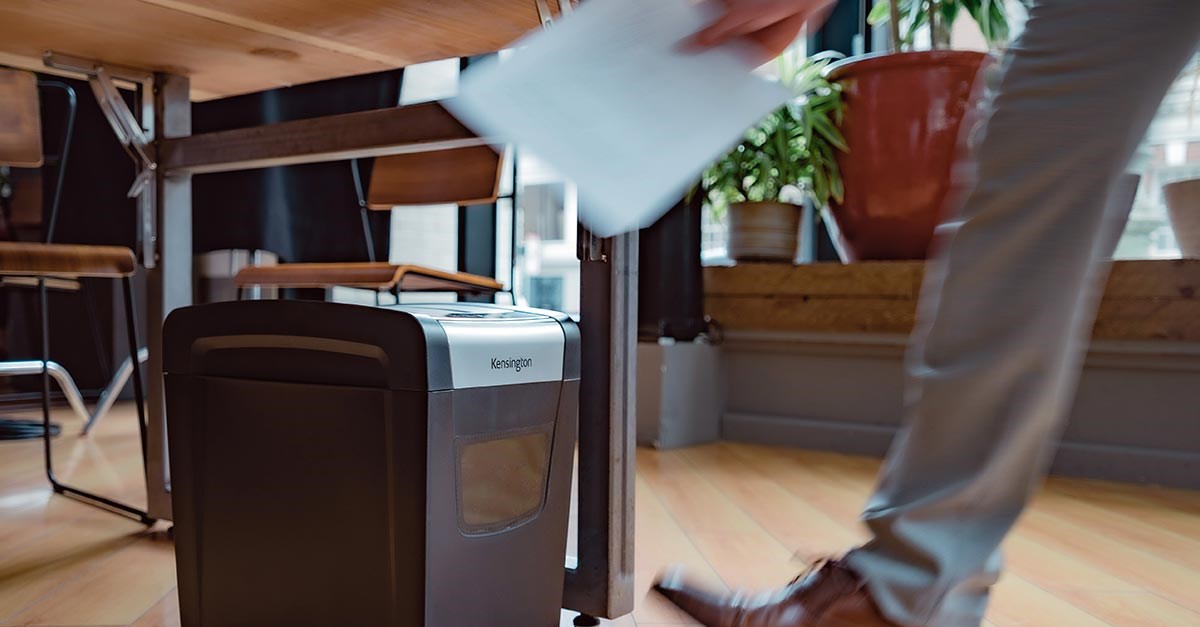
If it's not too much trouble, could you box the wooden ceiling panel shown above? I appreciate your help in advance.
[0,0,547,100]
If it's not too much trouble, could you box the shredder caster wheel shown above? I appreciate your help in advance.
[573,613,601,626]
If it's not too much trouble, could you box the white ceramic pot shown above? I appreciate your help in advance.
[1164,179,1200,257]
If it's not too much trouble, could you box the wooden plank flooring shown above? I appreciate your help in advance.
[2,404,1199,626]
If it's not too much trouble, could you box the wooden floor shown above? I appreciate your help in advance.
[2,405,1199,626]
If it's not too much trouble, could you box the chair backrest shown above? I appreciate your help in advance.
[0,68,42,168]
[367,145,502,209]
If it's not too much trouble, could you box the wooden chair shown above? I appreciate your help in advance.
[234,146,506,301]
[0,68,152,523]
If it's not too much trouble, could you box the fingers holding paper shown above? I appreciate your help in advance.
[686,0,838,63]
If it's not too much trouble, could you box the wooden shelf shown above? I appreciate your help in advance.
[705,260,1200,342]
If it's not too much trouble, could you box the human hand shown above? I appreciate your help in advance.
[684,0,838,64]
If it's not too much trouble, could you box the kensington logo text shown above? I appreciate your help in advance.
[491,356,534,373]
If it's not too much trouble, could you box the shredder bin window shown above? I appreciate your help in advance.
[456,425,553,534]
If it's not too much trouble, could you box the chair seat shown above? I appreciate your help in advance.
[0,242,137,278]
[234,262,503,293]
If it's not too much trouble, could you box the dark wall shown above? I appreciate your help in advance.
[638,194,707,342]
[191,70,404,263]
[35,77,139,247]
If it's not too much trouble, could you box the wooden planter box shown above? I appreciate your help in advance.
[704,260,1200,488]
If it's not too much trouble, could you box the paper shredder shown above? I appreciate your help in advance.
[163,300,579,627]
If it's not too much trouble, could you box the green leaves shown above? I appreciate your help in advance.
[963,0,1014,47]
[867,0,891,25]
[868,0,1017,50]
[701,54,847,212]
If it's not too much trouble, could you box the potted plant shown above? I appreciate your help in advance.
[702,53,847,263]
[1163,55,1200,257]
[821,0,1024,260]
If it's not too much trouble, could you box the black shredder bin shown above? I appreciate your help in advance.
[163,300,580,627]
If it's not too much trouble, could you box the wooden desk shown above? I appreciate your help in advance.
[0,2,636,620]
[0,0,560,100]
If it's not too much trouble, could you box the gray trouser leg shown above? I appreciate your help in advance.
[843,2,1200,625]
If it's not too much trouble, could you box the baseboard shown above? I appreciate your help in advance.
[723,412,1200,489]
[723,413,896,457]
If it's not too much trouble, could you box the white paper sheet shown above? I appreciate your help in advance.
[448,0,790,236]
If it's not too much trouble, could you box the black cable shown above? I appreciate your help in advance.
[35,80,77,245]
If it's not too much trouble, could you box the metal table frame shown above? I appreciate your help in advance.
[14,3,636,617]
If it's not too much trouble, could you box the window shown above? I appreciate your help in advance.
[389,205,459,270]
[511,154,581,317]
[527,276,565,311]
[390,59,464,302]
[1117,53,1200,259]
[950,12,1198,260]
[522,183,567,242]
[1166,141,1188,166]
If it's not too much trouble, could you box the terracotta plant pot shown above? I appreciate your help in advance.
[825,51,989,261]
[1164,179,1200,258]
[727,201,801,262]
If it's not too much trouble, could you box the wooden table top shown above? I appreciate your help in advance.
[0,0,558,100]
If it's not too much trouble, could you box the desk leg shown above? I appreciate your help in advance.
[563,230,637,618]
[145,73,191,521]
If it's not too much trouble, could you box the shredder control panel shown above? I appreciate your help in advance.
[390,303,568,390]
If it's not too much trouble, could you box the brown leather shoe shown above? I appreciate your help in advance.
[653,559,896,626]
